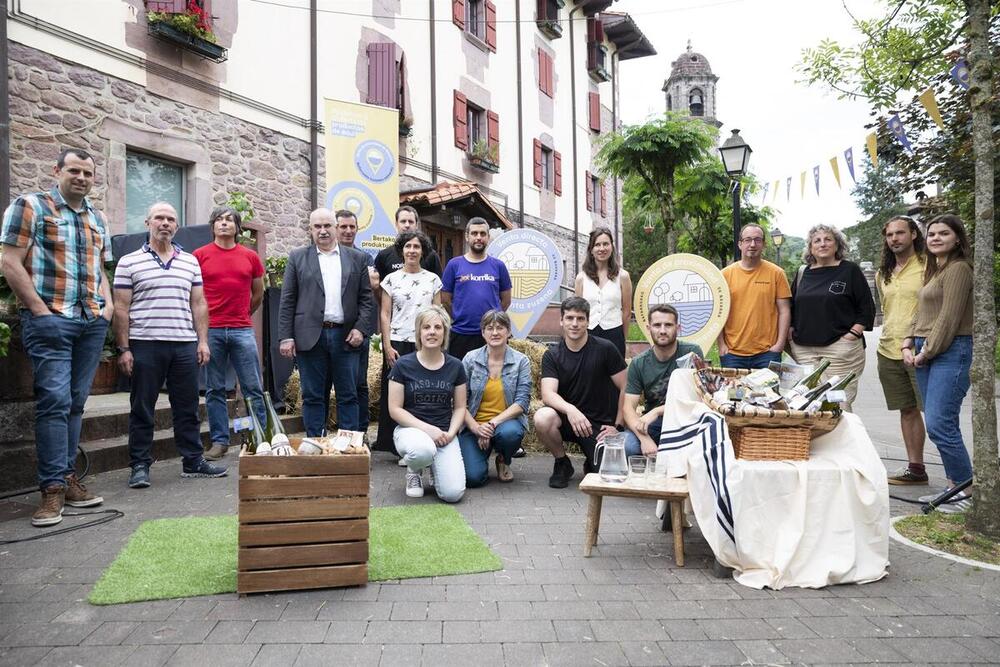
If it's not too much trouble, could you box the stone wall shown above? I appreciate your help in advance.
[6,43,320,257]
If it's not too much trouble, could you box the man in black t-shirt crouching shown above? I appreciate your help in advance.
[535,297,627,488]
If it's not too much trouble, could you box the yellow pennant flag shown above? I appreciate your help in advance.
[739,181,747,201]
[866,132,878,167]
[829,156,842,189]
[919,87,945,129]
[772,180,779,202]
[800,171,806,199]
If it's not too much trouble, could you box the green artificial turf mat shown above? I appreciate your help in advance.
[88,506,501,605]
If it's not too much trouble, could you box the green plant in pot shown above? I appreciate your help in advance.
[470,139,498,166]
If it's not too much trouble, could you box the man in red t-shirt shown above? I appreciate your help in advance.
[193,207,265,459]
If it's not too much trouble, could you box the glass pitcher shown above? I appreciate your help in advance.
[596,433,628,483]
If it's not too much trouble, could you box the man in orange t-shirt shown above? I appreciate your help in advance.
[718,224,792,369]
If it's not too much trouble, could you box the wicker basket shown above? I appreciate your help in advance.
[695,368,840,461]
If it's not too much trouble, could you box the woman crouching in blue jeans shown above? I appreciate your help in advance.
[901,215,973,513]
[459,310,532,486]
[388,305,468,502]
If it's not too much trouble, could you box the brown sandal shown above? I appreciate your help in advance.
[495,454,513,482]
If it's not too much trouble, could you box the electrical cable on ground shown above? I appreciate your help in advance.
[0,509,124,545]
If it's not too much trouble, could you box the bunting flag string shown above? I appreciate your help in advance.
[918,88,945,129]
[950,58,970,90]
[829,156,842,189]
[844,147,856,183]
[887,113,914,154]
[865,132,878,168]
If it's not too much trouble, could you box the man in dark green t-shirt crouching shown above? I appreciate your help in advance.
[623,303,703,457]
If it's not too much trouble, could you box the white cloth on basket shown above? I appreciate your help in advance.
[657,370,890,589]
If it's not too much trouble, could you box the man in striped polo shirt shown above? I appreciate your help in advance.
[1,148,111,527]
[113,202,226,488]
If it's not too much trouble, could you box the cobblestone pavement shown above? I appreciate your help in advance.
[2,331,999,666]
[2,447,1000,667]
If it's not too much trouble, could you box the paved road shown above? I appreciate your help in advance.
[1,333,999,666]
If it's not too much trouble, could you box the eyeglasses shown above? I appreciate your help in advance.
[740,237,764,245]
[483,325,509,333]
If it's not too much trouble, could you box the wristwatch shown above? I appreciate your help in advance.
[116,346,130,355]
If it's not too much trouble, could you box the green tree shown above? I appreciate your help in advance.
[800,0,999,537]
[842,157,908,266]
[597,113,717,254]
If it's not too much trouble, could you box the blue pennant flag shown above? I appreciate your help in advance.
[887,114,914,154]
[785,177,791,201]
[844,147,856,183]
[813,166,820,195]
[950,58,970,90]
[760,182,769,203]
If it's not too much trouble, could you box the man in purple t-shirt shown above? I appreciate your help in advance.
[441,218,512,360]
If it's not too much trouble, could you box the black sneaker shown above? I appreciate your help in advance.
[548,456,575,489]
[512,447,526,458]
[181,459,228,478]
[128,465,151,489]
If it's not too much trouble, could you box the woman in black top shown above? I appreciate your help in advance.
[387,305,468,502]
[788,224,875,410]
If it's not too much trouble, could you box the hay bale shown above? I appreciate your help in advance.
[509,337,548,401]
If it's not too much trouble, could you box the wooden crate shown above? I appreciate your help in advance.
[237,433,370,595]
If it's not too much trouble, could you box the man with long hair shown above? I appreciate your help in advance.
[875,215,928,485]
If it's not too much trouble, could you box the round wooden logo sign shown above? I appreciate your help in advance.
[633,253,731,354]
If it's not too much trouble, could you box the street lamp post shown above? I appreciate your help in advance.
[770,226,785,265]
[718,129,753,262]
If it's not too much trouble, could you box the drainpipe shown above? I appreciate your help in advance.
[568,3,583,278]
[610,50,619,255]
[428,0,438,184]
[1,0,10,207]
[309,0,318,210]
[514,0,524,227]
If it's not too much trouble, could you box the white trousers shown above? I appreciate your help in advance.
[393,426,466,503]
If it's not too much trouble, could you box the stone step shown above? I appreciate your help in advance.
[79,394,240,442]
[0,413,303,495]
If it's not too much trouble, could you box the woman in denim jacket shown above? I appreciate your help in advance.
[459,310,532,485]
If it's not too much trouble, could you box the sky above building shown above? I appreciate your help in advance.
[613,0,883,239]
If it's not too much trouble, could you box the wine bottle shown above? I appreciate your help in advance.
[819,372,856,411]
[791,359,830,393]
[788,380,832,411]
[244,397,267,455]
[262,391,284,441]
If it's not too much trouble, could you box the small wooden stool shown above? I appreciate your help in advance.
[578,473,690,566]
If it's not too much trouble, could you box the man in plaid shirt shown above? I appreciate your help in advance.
[1,148,113,527]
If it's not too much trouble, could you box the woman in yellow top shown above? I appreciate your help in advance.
[458,310,532,485]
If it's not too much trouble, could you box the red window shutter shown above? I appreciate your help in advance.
[485,1,497,52]
[600,180,607,217]
[585,171,594,211]
[532,139,543,187]
[146,0,185,12]
[554,151,562,196]
[589,92,601,132]
[537,48,546,93]
[586,17,598,41]
[453,90,468,150]
[544,52,554,96]
[487,110,500,165]
[366,43,398,108]
[452,0,465,28]
[595,20,605,42]
[536,0,546,20]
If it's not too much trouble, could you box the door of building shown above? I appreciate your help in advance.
[423,223,465,266]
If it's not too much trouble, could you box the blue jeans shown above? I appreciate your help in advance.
[206,328,264,445]
[625,416,663,457]
[720,350,782,370]
[129,339,204,469]
[458,420,526,487]
[298,327,361,435]
[20,311,108,489]
[915,336,972,485]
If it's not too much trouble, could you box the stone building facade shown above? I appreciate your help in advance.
[7,42,319,257]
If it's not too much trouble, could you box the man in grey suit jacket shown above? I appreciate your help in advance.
[279,209,375,435]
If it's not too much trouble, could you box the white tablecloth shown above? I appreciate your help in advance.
[656,370,890,589]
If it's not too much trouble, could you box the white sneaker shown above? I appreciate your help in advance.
[936,497,973,514]
[405,471,424,498]
[397,457,407,467]
[426,466,435,489]
[918,490,971,503]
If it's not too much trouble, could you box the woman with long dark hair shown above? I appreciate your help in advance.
[574,227,632,357]
[902,215,974,512]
